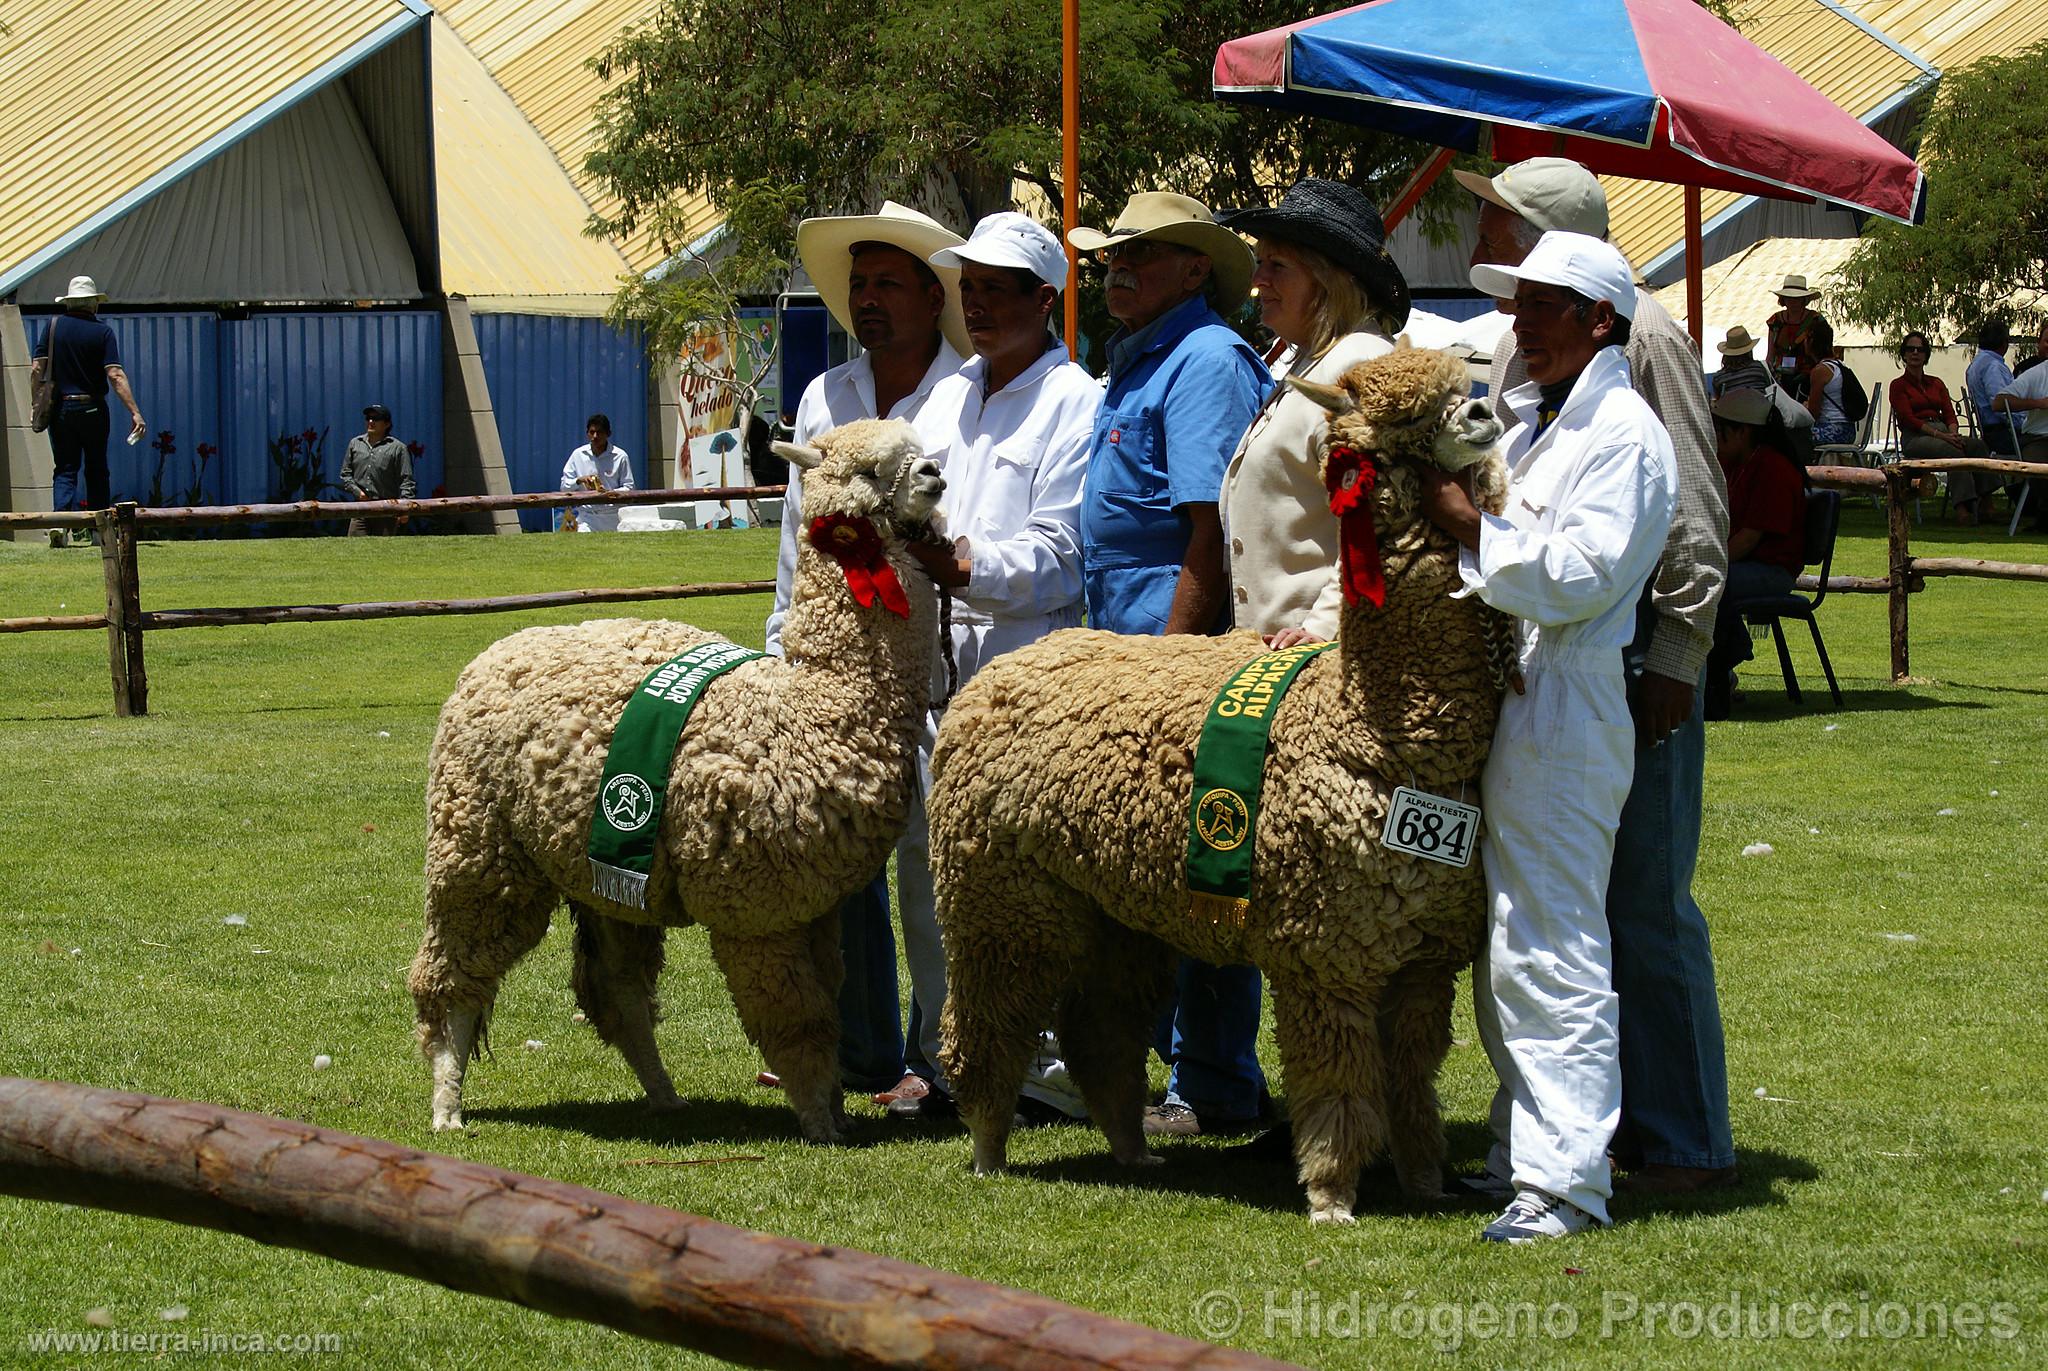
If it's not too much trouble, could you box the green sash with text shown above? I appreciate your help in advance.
[1184,643,1334,927]
[588,640,761,909]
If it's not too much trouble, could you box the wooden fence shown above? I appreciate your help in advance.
[1804,458,2048,682]
[0,487,782,717]
[0,1077,1295,1370]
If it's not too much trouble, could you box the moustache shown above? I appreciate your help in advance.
[1105,271,1139,292]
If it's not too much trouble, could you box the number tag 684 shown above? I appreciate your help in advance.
[1381,786,1480,868]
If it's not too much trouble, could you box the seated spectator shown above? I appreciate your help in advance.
[1992,333,2048,533]
[1889,332,1994,526]
[1712,326,1773,398]
[1966,321,2020,456]
[561,413,633,532]
[1801,319,1853,448]
[1705,388,1807,720]
[2017,320,2048,379]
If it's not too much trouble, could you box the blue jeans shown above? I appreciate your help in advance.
[1607,659,1735,1170]
[1155,959,1266,1121]
[50,399,111,511]
[834,873,906,1093]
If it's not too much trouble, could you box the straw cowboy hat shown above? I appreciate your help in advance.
[795,201,971,357]
[1718,325,1761,357]
[1067,192,1254,312]
[54,274,108,304]
[1217,179,1411,331]
[1774,274,1820,301]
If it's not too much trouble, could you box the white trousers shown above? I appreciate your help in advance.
[1473,665,1636,1223]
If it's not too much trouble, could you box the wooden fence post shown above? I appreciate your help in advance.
[96,502,146,715]
[1885,469,1912,682]
[95,507,130,716]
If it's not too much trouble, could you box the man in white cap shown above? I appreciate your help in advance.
[30,276,145,530]
[1421,231,1677,1242]
[1460,157,1737,1198]
[1067,192,1273,1138]
[881,211,1102,1121]
[763,201,969,1110]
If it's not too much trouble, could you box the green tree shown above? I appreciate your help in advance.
[1835,42,2048,341]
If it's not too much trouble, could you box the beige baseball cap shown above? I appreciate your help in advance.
[1453,156,1610,238]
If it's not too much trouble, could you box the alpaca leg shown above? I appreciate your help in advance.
[1378,960,1457,1199]
[1272,981,1388,1225]
[569,904,679,1112]
[707,922,841,1143]
[410,868,554,1132]
[1055,920,1177,1166]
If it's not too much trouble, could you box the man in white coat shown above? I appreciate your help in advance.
[764,202,971,1106]
[883,212,1101,1120]
[1419,232,1677,1242]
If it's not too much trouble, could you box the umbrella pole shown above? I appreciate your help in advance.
[1062,0,1080,358]
[1683,184,1704,349]
[1383,147,1455,232]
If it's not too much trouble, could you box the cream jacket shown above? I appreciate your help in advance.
[1219,330,1392,639]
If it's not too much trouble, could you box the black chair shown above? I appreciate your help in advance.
[1729,489,1844,710]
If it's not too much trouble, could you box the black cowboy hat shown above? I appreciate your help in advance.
[1218,179,1411,332]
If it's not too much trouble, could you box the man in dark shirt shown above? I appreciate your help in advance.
[339,403,416,536]
[30,276,146,527]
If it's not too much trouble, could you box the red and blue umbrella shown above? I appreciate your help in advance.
[1214,0,1926,225]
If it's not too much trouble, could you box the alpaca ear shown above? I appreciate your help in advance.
[1285,376,1354,415]
[774,441,824,471]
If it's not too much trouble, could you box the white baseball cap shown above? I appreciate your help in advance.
[1470,231,1637,320]
[931,212,1068,291]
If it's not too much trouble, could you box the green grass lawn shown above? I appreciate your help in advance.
[0,512,2042,1369]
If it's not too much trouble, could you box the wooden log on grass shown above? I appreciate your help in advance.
[0,1079,1293,1371]
[0,612,111,633]
[139,581,772,630]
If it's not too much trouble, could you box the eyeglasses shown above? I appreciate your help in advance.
[1902,345,1929,356]
[1101,240,1182,268]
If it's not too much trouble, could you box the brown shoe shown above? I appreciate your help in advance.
[872,1072,929,1106]
[1616,1163,1738,1195]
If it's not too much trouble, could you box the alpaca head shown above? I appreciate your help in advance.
[1287,342,1509,539]
[775,418,945,538]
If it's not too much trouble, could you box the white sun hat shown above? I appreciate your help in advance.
[795,201,970,357]
[1469,231,1637,320]
[55,275,108,304]
[930,212,1068,292]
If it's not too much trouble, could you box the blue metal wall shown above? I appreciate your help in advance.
[473,313,648,532]
[32,309,442,511]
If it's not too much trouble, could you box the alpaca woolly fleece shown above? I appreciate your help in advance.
[928,347,1509,1224]
[410,419,942,1144]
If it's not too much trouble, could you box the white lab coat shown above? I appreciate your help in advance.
[1458,344,1677,1224]
[561,443,634,532]
[763,342,967,657]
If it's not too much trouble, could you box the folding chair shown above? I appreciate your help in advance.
[1812,391,1878,467]
[1728,490,1844,710]
[1975,398,2032,535]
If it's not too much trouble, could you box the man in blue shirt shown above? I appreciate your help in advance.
[30,275,146,527]
[1068,192,1271,1136]
[1966,321,2020,456]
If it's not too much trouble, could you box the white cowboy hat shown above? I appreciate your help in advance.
[1774,274,1820,301]
[796,202,971,357]
[1067,192,1255,312]
[55,275,107,304]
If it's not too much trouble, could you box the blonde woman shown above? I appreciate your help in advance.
[1217,179,1412,650]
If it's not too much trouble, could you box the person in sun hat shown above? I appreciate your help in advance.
[1711,325,1773,399]
[1108,179,1410,1142]
[760,200,971,1111]
[1420,230,1678,1242]
[29,275,145,526]
[1459,156,1735,1201]
[1067,190,1272,1136]
[1765,273,1828,389]
[879,210,1103,1124]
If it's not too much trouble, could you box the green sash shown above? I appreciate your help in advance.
[588,640,762,909]
[1185,643,1335,927]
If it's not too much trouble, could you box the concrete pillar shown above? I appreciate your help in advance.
[1,304,56,541]
[439,296,521,534]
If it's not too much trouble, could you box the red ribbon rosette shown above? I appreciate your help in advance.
[1323,445,1385,608]
[808,513,910,618]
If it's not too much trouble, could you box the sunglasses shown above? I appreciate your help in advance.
[1902,345,1929,356]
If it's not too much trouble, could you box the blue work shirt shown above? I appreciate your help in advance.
[35,314,121,399]
[1081,295,1270,635]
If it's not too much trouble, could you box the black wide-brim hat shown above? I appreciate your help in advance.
[1218,179,1411,333]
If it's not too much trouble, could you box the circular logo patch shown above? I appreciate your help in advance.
[1194,787,1251,852]
[601,774,657,833]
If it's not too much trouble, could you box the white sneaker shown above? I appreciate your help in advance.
[1480,1188,1604,1243]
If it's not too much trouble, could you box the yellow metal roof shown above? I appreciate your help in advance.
[0,0,422,292]
[439,0,718,273]
[1647,237,1875,344]
[432,15,634,301]
[1604,0,1928,272]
